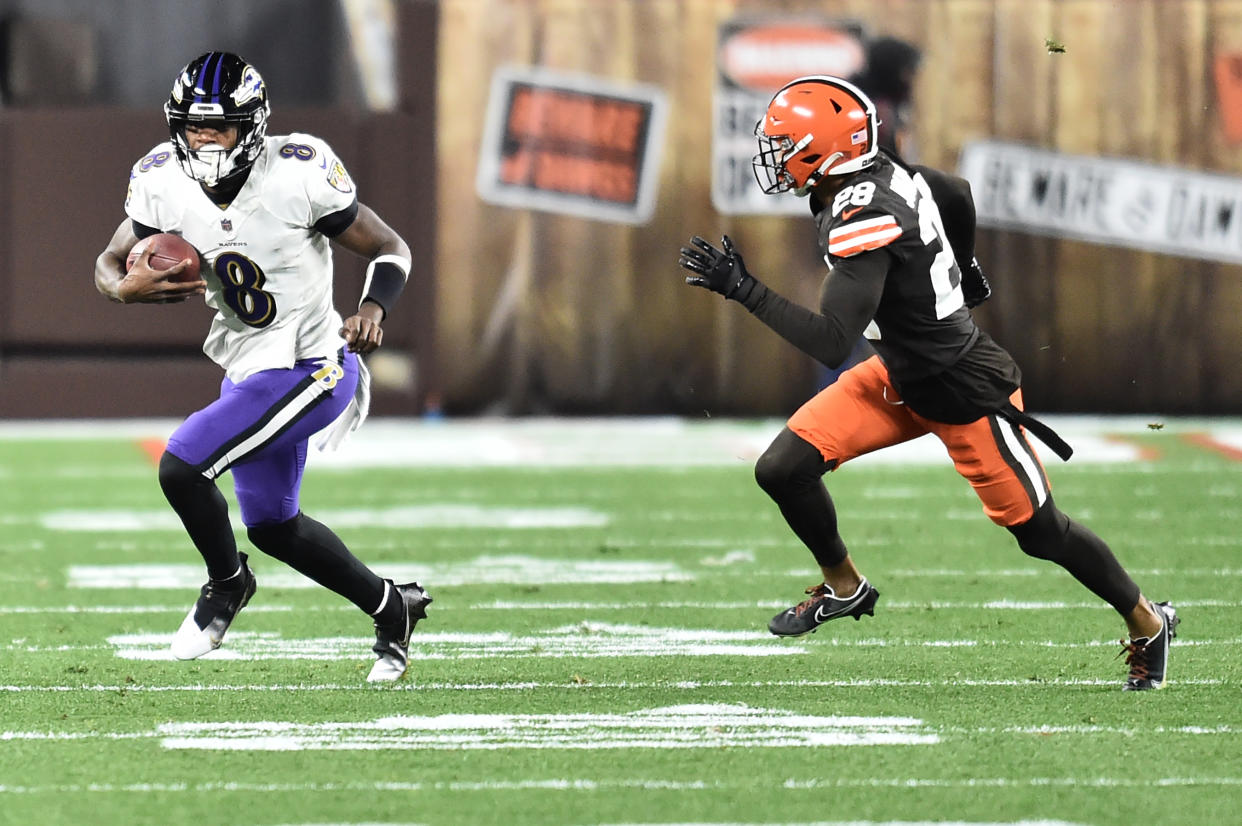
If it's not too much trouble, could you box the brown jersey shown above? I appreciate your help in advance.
[741,155,1020,424]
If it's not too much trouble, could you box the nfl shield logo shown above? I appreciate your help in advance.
[221,218,233,231]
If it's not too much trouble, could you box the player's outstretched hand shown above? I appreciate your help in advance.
[677,234,752,300]
[340,302,385,354]
[119,248,207,303]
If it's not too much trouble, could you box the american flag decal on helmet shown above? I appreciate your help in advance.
[850,129,867,145]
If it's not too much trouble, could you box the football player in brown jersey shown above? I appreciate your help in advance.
[678,75,1176,690]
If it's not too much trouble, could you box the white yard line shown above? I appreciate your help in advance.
[56,559,1242,591]
[0,677,1228,693]
[5,631,1237,659]
[66,557,691,589]
[154,706,938,751]
[3,598,1238,616]
[0,776,1238,794]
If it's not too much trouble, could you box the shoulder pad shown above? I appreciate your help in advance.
[130,142,178,176]
[267,133,355,196]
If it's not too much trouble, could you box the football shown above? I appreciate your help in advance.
[125,233,201,282]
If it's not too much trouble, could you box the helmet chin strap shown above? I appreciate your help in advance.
[793,151,844,196]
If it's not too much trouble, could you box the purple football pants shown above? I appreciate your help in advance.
[164,349,358,527]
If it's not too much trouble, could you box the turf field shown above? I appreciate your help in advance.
[1,416,1240,826]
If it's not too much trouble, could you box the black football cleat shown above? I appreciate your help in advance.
[1120,600,1179,691]
[170,553,257,660]
[367,581,433,683]
[768,578,879,637]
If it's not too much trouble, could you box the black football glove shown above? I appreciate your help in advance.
[961,256,992,308]
[678,235,755,301]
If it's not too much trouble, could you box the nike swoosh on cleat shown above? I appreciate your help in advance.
[813,604,839,623]
[813,592,867,623]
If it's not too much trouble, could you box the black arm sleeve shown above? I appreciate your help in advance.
[313,199,359,238]
[131,220,160,240]
[737,250,890,368]
[361,260,408,318]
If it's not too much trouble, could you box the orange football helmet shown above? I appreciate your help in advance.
[751,75,880,196]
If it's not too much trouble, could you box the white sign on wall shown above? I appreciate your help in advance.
[959,139,1242,265]
[711,18,866,216]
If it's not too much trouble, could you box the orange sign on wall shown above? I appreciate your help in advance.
[477,66,667,224]
[1215,54,1242,144]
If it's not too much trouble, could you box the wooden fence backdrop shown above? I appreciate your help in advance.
[432,0,1242,417]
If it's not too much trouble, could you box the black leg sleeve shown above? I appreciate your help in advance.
[1007,498,1142,615]
[247,513,390,616]
[158,451,240,581]
[753,427,848,567]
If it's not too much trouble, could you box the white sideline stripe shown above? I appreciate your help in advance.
[0,776,1238,793]
[307,419,1144,468]
[9,720,1242,745]
[0,416,1154,466]
[4,598,1239,616]
[0,676,1229,693]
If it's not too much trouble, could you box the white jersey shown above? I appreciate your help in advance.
[125,133,357,382]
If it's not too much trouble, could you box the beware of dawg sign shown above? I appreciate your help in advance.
[476,66,668,225]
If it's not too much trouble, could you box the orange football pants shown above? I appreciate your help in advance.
[787,356,1050,526]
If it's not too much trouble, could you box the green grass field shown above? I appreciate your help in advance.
[1,417,1240,826]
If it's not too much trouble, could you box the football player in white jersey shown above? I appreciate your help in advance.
[94,52,430,682]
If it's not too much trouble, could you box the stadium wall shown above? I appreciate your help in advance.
[1,0,1241,418]
[434,0,1242,417]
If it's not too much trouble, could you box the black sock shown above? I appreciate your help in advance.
[246,513,388,614]
[1060,519,1142,614]
[370,580,405,626]
[209,560,247,591]
[158,452,240,581]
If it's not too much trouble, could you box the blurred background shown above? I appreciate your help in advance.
[0,0,1239,420]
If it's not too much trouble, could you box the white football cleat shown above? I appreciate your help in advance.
[170,553,256,660]
[367,581,432,682]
